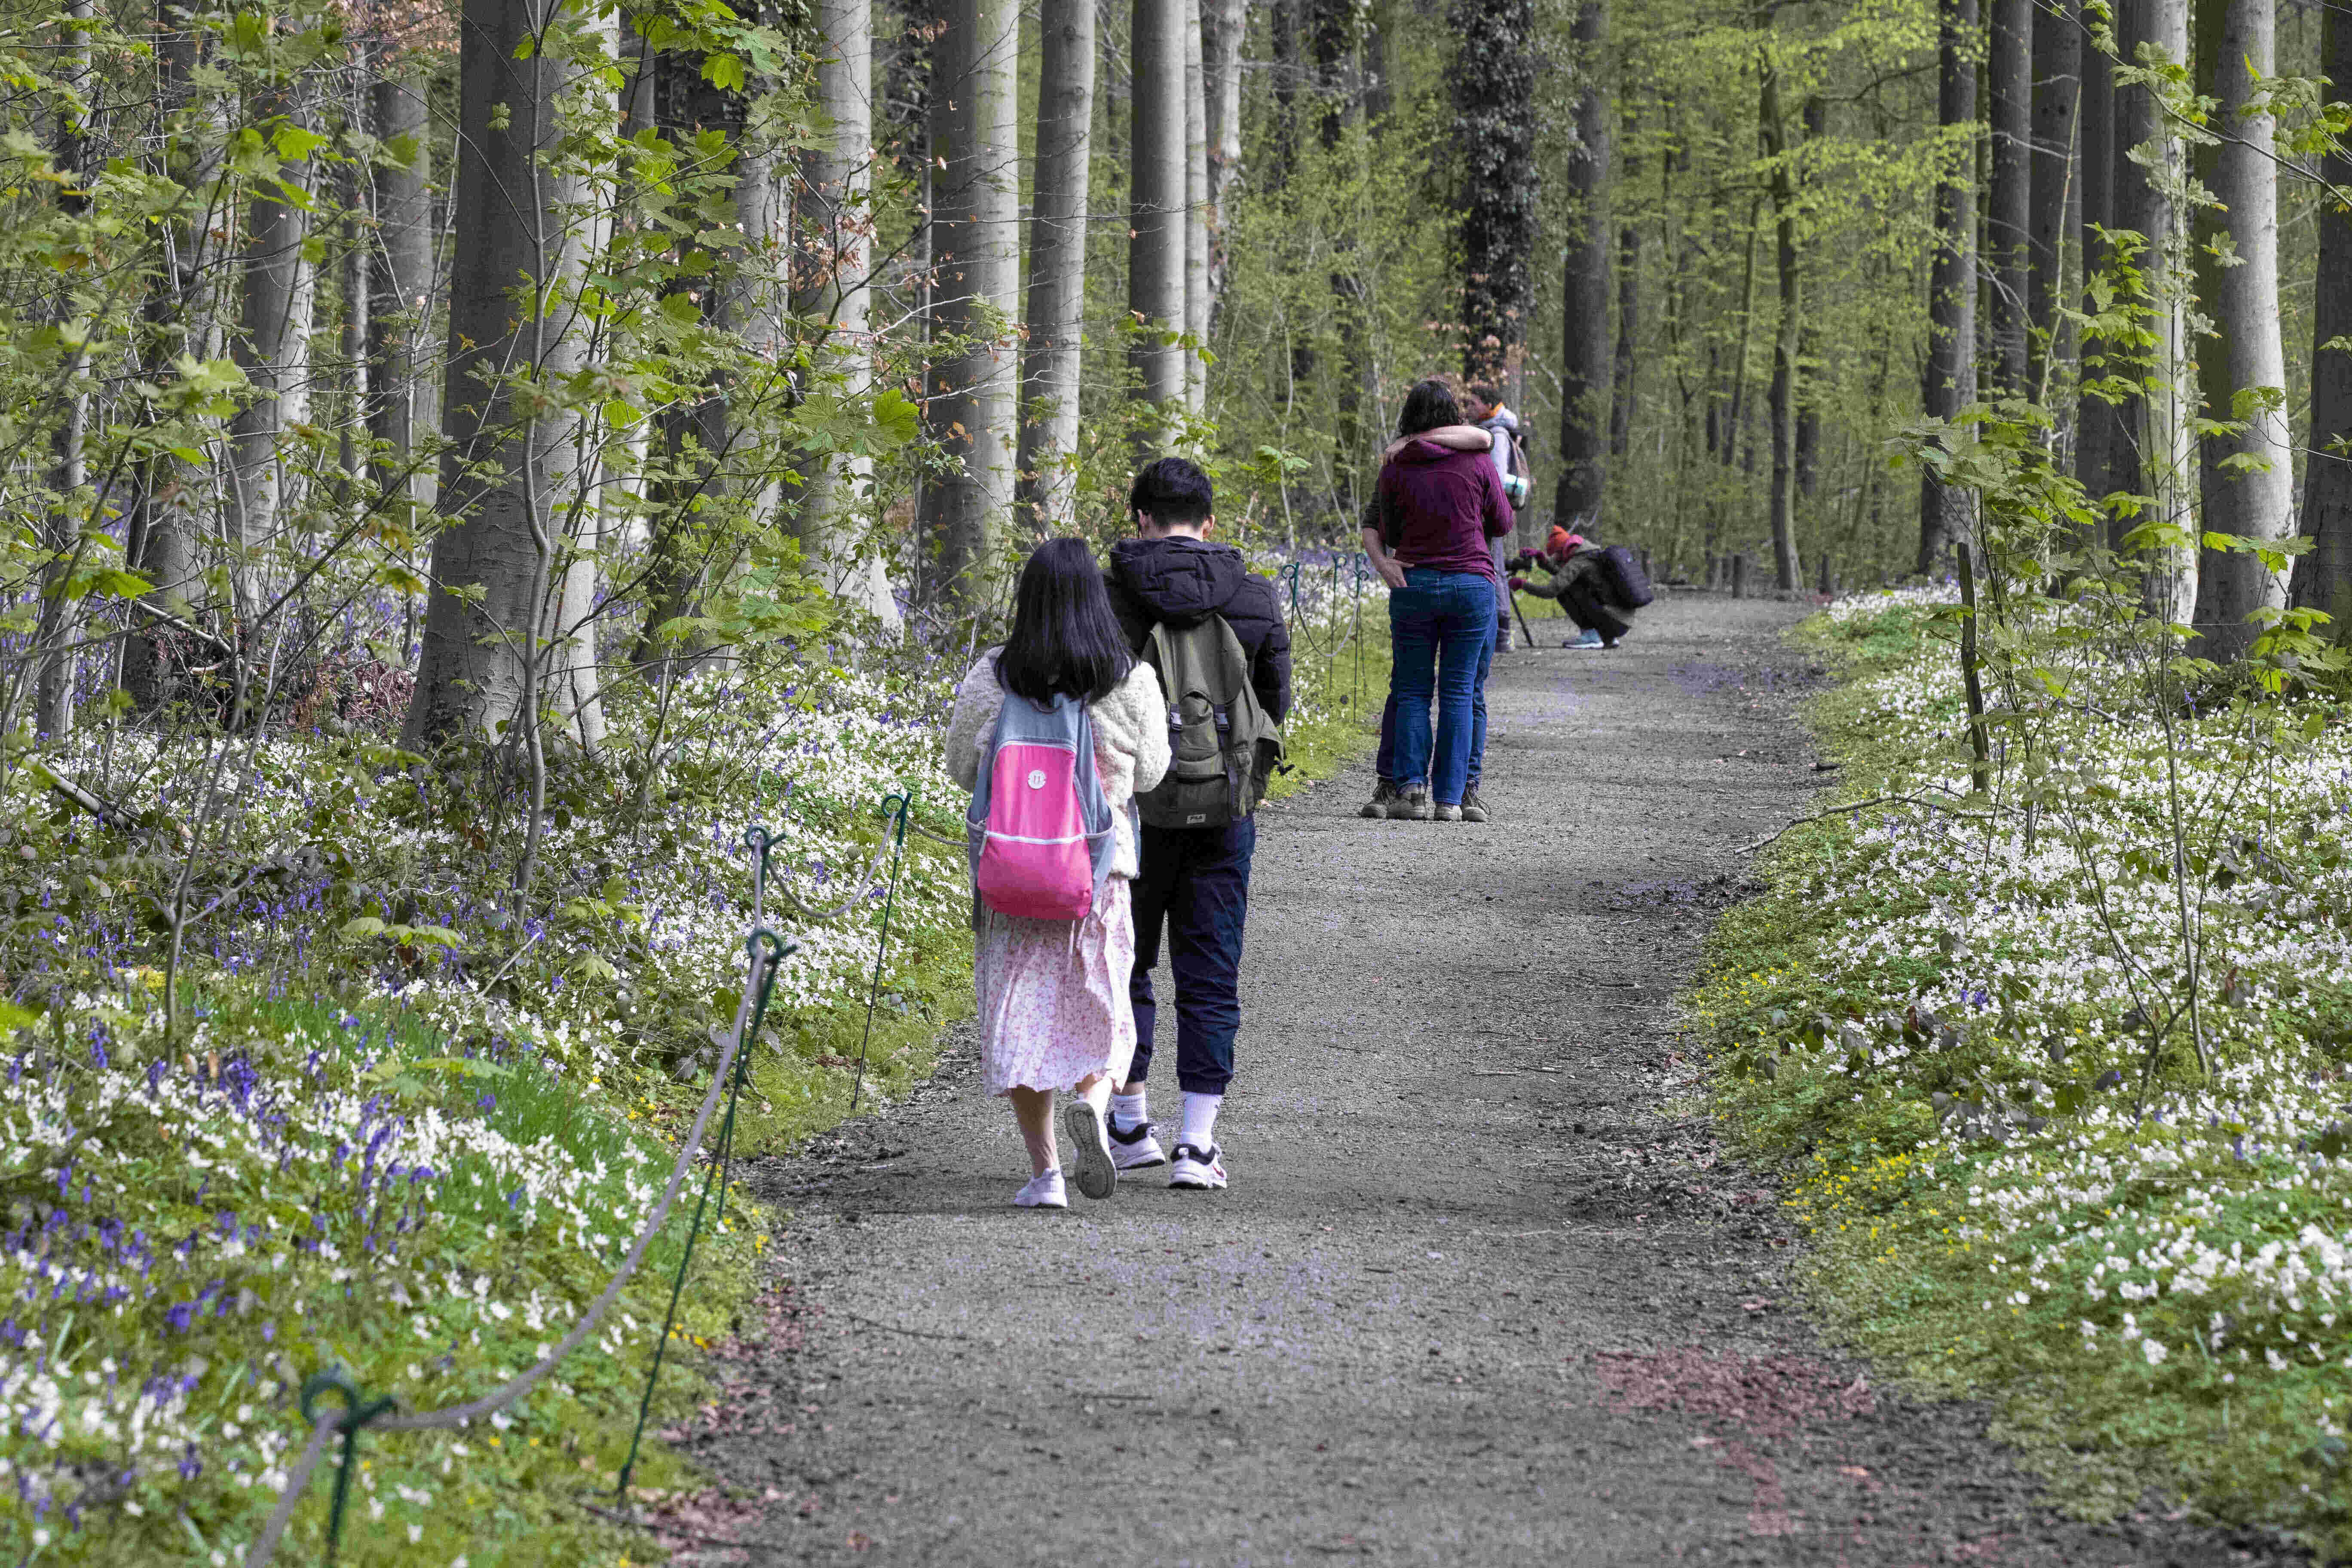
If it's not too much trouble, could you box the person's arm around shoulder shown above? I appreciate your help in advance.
[1381,424,1491,462]
[941,654,1004,792]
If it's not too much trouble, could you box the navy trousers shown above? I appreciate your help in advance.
[1127,818,1256,1095]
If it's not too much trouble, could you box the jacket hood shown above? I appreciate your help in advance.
[1480,406,1520,435]
[1107,536,1252,627]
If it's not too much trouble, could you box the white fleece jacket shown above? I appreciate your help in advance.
[943,652,1172,877]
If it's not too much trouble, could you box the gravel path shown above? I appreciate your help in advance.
[686,597,2293,1567]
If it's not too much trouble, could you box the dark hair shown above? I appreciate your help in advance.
[1397,378,1462,437]
[1129,456,1214,528]
[1466,381,1501,407]
[996,538,1134,705]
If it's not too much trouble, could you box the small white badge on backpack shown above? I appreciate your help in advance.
[1027,769,1046,789]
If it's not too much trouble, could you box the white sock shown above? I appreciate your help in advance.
[1110,1090,1149,1133]
[1180,1092,1222,1152]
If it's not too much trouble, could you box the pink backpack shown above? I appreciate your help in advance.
[964,674,1117,922]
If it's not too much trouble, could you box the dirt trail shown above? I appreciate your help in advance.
[686,597,2291,1567]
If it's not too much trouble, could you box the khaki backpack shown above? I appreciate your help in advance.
[1136,614,1284,829]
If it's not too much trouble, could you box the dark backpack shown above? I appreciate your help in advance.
[1136,615,1284,829]
[1600,545,1654,609]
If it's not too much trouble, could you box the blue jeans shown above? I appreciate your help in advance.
[1127,818,1255,1095]
[1376,616,1494,790]
[1386,569,1494,806]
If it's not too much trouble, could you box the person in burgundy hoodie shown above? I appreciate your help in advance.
[1358,379,1515,821]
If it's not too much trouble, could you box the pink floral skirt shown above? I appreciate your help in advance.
[974,875,1136,1096]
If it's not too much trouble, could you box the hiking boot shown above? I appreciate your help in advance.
[1460,789,1489,824]
[1433,802,1464,823]
[1168,1143,1228,1190]
[1358,781,1400,819]
[1388,789,1432,821]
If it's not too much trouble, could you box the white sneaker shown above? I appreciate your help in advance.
[1109,1118,1167,1170]
[1168,1142,1227,1190]
[1060,1099,1118,1200]
[1014,1170,1067,1208]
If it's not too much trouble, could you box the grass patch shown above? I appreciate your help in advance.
[1688,588,2352,1556]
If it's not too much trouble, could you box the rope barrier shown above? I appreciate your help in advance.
[848,788,917,1112]
[241,927,798,1568]
[617,928,791,1497]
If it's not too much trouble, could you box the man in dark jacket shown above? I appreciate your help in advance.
[1100,456,1292,1192]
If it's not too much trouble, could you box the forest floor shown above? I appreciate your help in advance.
[671,596,2299,1566]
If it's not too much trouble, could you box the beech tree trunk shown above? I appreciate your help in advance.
[368,68,435,515]
[1792,96,1824,501]
[1129,0,1187,413]
[2026,0,2079,407]
[1183,0,1210,413]
[1986,0,2031,393]
[1609,174,1637,461]
[229,90,320,622]
[1015,0,1093,531]
[2074,12,2117,509]
[125,0,221,711]
[34,0,93,741]
[1760,43,1802,591]
[2294,0,2352,628]
[2113,0,2195,623]
[1916,0,1976,573]
[1547,0,1605,533]
[407,0,608,752]
[1201,0,1243,317]
[798,0,901,622]
[921,0,1021,598]
[2190,0,2290,657]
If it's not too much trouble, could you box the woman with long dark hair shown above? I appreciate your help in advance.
[1359,379,1515,821]
[943,539,1171,1208]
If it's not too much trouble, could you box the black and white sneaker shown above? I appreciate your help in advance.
[1060,1099,1118,1200]
[1109,1117,1167,1170]
[1168,1142,1228,1190]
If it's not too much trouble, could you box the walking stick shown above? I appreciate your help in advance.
[1511,587,1539,651]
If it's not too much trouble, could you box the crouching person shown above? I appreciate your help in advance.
[1510,527,1650,649]
[1101,457,1292,1190]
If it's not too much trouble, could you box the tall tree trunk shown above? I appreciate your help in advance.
[2027,0,2079,407]
[229,87,320,624]
[1760,41,1802,591]
[1129,0,1187,413]
[1015,0,1094,531]
[2190,0,2290,657]
[1201,0,1243,321]
[34,0,94,741]
[2113,0,2194,622]
[2074,11,2118,509]
[798,0,901,622]
[1986,0,2031,393]
[1183,0,1210,413]
[407,0,608,752]
[1547,0,1605,532]
[1917,0,1978,573]
[368,67,435,520]
[1609,157,1638,462]
[125,0,224,711]
[920,0,1021,597]
[1792,96,1824,502]
[2294,1,2352,628]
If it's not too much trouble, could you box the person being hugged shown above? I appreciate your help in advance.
[1358,378,1515,823]
[944,540,1172,1209]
